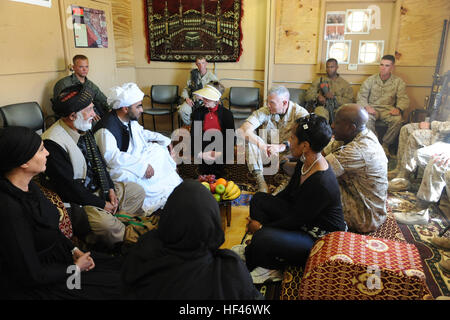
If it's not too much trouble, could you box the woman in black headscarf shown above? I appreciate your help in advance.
[0,126,122,299]
[122,179,262,300]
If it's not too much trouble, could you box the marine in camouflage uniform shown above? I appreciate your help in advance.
[178,57,218,125]
[306,59,354,123]
[323,104,388,233]
[53,74,110,117]
[389,120,450,204]
[357,56,409,153]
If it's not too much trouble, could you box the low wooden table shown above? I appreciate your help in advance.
[218,200,232,232]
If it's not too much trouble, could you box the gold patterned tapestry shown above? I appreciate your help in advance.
[144,0,243,62]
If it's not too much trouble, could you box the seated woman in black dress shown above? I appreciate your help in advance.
[243,114,347,283]
[190,82,235,177]
[121,179,262,300]
[0,126,122,299]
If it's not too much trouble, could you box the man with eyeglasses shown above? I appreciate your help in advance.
[93,83,182,216]
[323,104,388,233]
[357,54,409,158]
[239,86,309,192]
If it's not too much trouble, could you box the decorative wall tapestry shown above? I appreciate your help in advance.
[144,0,243,62]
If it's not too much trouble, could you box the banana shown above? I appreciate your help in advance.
[225,181,235,194]
[223,184,241,200]
[226,188,241,200]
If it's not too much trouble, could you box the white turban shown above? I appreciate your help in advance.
[107,82,145,109]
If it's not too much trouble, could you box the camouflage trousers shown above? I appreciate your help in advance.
[366,106,404,146]
[416,142,450,203]
[395,123,432,173]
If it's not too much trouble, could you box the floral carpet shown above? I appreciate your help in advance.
[178,163,450,299]
[388,190,450,297]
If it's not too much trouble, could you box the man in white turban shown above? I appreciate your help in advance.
[93,83,182,215]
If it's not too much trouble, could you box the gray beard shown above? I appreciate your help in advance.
[73,111,92,132]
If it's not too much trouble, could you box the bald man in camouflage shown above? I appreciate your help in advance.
[357,55,410,158]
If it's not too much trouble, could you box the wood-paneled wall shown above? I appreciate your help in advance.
[110,0,135,67]
[396,0,450,66]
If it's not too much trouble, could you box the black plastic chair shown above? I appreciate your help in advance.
[142,85,179,132]
[287,88,307,107]
[0,101,45,133]
[226,87,260,120]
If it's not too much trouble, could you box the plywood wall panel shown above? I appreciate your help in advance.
[396,0,450,66]
[0,1,65,75]
[110,0,135,67]
[274,0,320,64]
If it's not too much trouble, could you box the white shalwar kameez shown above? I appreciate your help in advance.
[95,121,182,215]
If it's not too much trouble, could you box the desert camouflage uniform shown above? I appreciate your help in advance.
[305,75,354,122]
[357,73,409,146]
[178,70,218,125]
[396,120,450,174]
[244,101,308,174]
[323,129,388,233]
[441,170,450,217]
[416,141,450,203]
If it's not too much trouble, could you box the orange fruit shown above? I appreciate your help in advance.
[216,178,227,187]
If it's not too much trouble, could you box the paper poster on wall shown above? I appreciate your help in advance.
[324,11,345,40]
[72,6,108,48]
[10,0,51,7]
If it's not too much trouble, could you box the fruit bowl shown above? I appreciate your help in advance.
[198,175,241,202]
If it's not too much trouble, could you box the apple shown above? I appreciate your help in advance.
[210,182,217,193]
[213,193,221,202]
[201,182,210,191]
[215,183,226,195]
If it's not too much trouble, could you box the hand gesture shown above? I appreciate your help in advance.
[246,217,262,235]
[186,98,194,107]
[200,150,222,161]
[104,201,117,214]
[365,106,376,115]
[145,164,155,179]
[389,108,401,116]
[267,143,287,156]
[324,91,334,99]
[75,252,95,272]
[432,153,450,169]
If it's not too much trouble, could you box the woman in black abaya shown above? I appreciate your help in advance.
[121,179,262,300]
[0,126,122,299]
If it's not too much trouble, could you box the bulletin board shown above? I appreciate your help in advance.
[317,0,396,75]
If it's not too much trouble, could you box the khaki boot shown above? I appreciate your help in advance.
[253,170,268,193]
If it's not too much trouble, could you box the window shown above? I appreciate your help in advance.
[327,40,351,64]
[358,40,384,64]
[345,9,371,34]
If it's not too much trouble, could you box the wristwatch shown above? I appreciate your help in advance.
[282,141,290,151]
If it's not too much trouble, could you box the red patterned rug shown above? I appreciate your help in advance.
[144,0,243,62]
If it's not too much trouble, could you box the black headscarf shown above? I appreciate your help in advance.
[0,126,42,176]
[52,83,93,117]
[121,179,261,300]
